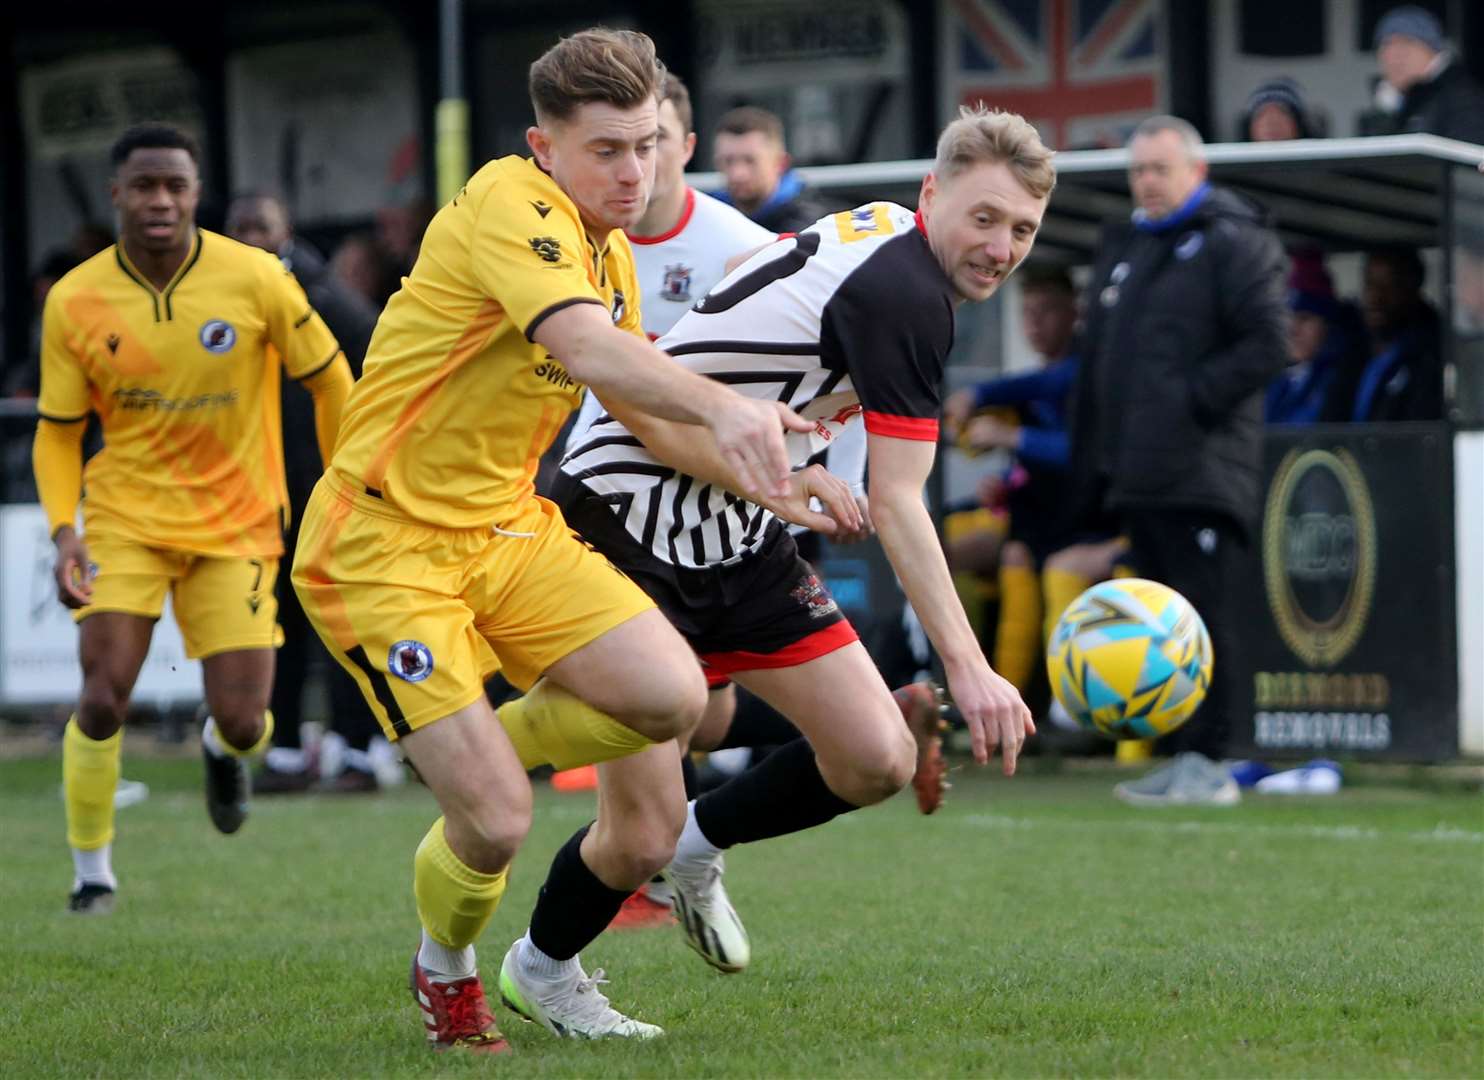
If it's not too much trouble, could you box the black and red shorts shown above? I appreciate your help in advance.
[553,475,858,688]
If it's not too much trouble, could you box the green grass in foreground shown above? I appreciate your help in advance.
[1,751,1480,1078]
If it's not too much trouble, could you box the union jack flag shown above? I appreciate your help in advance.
[948,0,1165,149]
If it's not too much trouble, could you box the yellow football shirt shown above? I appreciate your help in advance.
[330,155,644,529]
[38,229,343,557]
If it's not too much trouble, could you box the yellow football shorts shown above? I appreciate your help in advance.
[291,469,655,741]
[76,533,283,659]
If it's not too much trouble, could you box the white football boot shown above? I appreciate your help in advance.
[664,853,751,973]
[497,941,663,1040]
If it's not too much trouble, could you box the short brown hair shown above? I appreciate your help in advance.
[934,105,1056,201]
[715,106,785,146]
[529,27,665,124]
[661,74,694,135]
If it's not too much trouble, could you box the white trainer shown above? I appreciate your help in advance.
[497,942,663,1040]
[664,854,751,973]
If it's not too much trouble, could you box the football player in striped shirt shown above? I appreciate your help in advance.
[513,106,1050,1017]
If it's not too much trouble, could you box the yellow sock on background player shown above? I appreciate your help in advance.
[994,562,1043,696]
[63,716,121,905]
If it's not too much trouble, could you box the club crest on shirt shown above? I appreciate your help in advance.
[388,640,435,683]
[528,236,562,263]
[661,263,693,302]
[611,289,626,324]
[199,319,237,354]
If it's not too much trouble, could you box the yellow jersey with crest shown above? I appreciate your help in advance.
[38,230,343,557]
[329,155,644,530]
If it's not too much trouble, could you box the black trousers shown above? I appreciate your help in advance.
[1120,508,1244,760]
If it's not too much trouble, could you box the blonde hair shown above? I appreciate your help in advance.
[529,28,665,124]
[934,105,1056,200]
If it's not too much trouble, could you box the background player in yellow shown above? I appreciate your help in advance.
[291,28,809,1053]
[31,123,353,916]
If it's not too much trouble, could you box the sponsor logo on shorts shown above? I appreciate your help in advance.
[790,573,839,620]
[388,640,435,683]
[199,319,237,354]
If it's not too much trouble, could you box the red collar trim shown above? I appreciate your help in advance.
[628,187,696,245]
[914,209,928,237]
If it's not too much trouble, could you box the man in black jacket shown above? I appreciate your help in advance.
[1067,115,1288,806]
[1366,6,1484,145]
[712,106,835,234]
[1324,247,1443,422]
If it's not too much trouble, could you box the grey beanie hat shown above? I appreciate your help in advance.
[1374,6,1445,52]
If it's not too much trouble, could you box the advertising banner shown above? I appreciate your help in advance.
[0,505,201,705]
[1232,425,1458,760]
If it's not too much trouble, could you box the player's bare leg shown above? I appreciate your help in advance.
[65,613,154,913]
[498,607,704,1040]
[664,641,916,972]
[198,648,275,835]
[606,681,738,931]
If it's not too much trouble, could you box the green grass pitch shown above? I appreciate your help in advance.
[2,750,1480,1078]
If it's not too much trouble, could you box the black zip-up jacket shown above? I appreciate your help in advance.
[1067,185,1288,540]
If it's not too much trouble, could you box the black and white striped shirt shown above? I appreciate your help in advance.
[561,201,954,569]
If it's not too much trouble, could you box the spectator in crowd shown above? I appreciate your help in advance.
[1324,246,1443,421]
[5,250,78,399]
[376,197,435,282]
[1366,5,1484,144]
[712,106,833,233]
[330,231,398,309]
[942,269,1081,699]
[1265,252,1365,424]
[1239,77,1320,141]
[226,192,392,793]
[69,222,115,262]
[1067,115,1287,805]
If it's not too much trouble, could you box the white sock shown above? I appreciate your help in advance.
[673,800,723,869]
[72,844,117,891]
[417,929,476,982]
[201,717,230,759]
[518,931,579,982]
[264,747,308,773]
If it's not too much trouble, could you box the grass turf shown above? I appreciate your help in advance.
[1,749,1480,1078]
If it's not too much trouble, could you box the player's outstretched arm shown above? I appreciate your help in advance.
[537,302,807,499]
[32,419,92,607]
[866,432,1034,775]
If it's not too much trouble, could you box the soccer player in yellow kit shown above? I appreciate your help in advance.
[32,123,353,915]
[290,29,804,1053]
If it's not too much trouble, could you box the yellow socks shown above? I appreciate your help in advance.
[994,563,1043,695]
[415,817,509,952]
[203,709,276,757]
[1042,568,1091,644]
[496,680,653,771]
[63,716,120,851]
